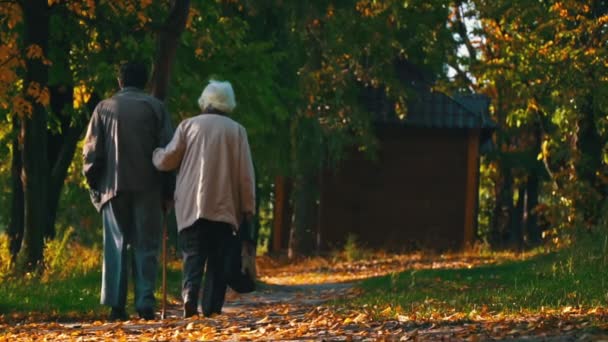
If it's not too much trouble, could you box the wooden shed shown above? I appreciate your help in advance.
[317,92,494,251]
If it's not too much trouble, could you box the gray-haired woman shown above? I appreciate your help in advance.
[152,80,255,317]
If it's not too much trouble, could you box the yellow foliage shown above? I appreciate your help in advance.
[3,3,22,29]
[25,44,44,59]
[43,229,101,280]
[140,0,153,8]
[12,95,33,117]
[26,82,50,106]
[73,83,92,110]
[137,11,148,26]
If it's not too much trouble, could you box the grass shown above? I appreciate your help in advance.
[350,232,608,318]
[0,265,183,322]
[3,229,608,323]
[0,233,183,322]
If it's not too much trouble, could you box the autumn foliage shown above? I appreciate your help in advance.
[0,0,607,339]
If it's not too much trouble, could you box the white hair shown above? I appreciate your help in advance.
[197,80,237,113]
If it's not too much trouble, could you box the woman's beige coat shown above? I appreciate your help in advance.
[153,113,255,231]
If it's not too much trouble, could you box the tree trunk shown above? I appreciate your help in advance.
[45,85,74,239]
[271,176,293,253]
[288,174,317,259]
[150,0,190,101]
[20,0,51,270]
[8,118,24,263]
[525,172,541,246]
[575,98,604,225]
[45,87,100,240]
[510,184,525,251]
[490,164,513,249]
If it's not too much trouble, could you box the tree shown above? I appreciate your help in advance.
[224,0,459,256]
[19,0,51,269]
[3,0,193,268]
[448,0,608,248]
[150,0,190,101]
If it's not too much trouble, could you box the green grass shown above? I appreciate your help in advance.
[0,263,183,322]
[0,231,184,321]
[351,233,608,318]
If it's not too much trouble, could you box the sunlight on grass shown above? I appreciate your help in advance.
[259,247,537,286]
[0,234,182,321]
[0,233,103,320]
[349,232,608,320]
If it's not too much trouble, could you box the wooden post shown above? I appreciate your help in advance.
[463,129,480,249]
[161,213,168,319]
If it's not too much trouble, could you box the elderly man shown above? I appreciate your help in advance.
[83,62,174,321]
[152,80,255,317]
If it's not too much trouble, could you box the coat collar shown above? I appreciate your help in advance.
[118,86,144,93]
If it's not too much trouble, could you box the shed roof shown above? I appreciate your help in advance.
[367,88,496,143]
[374,91,495,130]
[408,92,494,129]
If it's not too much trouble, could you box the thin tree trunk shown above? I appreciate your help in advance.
[271,176,293,253]
[288,174,317,259]
[8,118,24,263]
[510,184,525,251]
[20,0,51,270]
[525,172,541,246]
[45,85,74,239]
[490,164,513,249]
[575,98,603,224]
[150,0,190,101]
[45,88,100,239]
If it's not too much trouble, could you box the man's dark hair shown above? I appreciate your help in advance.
[119,62,148,89]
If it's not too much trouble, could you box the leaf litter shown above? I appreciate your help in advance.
[1,252,608,341]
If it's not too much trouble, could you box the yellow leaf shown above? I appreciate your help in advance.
[379,306,392,316]
[256,316,271,324]
[352,313,367,323]
[25,44,43,59]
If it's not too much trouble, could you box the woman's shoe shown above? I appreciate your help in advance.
[184,301,198,318]
[109,307,128,321]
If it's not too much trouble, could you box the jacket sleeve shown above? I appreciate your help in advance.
[82,109,104,190]
[153,121,186,172]
[158,104,176,200]
[238,126,256,216]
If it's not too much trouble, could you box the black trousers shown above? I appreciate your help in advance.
[179,218,232,316]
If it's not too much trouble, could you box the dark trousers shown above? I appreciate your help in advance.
[179,218,232,316]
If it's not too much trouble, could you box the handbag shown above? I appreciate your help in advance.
[225,219,257,293]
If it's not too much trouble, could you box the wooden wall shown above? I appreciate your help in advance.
[319,126,475,251]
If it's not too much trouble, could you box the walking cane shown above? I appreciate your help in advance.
[161,211,168,319]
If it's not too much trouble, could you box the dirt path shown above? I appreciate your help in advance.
[2,254,607,341]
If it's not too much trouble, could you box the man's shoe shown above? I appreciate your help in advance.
[137,308,155,320]
[109,307,128,321]
[184,301,198,318]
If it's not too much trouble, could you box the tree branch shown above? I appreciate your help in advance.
[0,54,18,68]
[453,1,478,64]
[150,0,190,101]
[447,62,475,86]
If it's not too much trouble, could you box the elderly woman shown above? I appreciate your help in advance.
[152,80,255,317]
